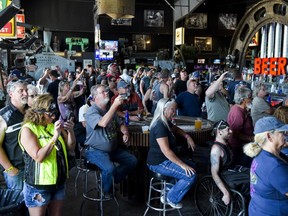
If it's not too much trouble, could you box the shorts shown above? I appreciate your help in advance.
[23,182,66,208]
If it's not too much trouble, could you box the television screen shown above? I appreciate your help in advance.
[197,59,205,64]
[99,40,118,51]
[95,50,114,60]
[213,59,221,64]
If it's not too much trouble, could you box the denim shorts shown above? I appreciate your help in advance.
[23,182,65,208]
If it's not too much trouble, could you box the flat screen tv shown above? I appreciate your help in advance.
[99,40,118,51]
[95,49,114,60]
[213,59,221,64]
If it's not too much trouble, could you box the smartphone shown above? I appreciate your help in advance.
[120,93,128,100]
[67,111,74,122]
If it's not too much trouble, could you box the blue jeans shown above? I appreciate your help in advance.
[85,148,137,192]
[148,159,197,204]
[3,169,24,190]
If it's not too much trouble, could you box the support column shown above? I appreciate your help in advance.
[267,23,275,58]
[260,25,268,58]
[274,23,282,57]
[283,25,288,58]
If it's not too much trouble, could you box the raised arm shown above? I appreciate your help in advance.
[206,71,229,98]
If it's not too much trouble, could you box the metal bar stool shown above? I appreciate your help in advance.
[80,159,119,216]
[143,171,182,216]
[74,143,87,196]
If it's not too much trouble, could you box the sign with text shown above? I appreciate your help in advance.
[254,57,287,76]
[0,0,16,38]
[16,14,25,38]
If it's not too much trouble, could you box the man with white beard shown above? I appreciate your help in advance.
[84,84,137,197]
[0,80,28,190]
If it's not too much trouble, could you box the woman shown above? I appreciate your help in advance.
[57,70,86,122]
[27,84,39,107]
[244,116,288,216]
[227,86,254,167]
[19,94,76,216]
[146,98,197,208]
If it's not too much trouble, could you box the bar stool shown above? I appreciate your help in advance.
[74,143,87,196]
[80,159,119,216]
[143,171,183,216]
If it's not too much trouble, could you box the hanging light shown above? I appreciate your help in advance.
[97,0,135,19]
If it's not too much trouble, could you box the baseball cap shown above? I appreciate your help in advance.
[254,116,288,134]
[160,68,170,78]
[117,79,130,89]
[192,71,200,78]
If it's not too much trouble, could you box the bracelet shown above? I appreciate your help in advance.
[184,134,190,139]
[4,166,14,173]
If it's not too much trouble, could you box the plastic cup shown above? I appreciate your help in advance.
[142,126,149,134]
[195,119,202,131]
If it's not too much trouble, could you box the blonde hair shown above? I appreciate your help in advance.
[243,131,268,157]
[274,106,288,124]
[24,94,54,125]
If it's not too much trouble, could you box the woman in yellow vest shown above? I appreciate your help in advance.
[19,94,76,216]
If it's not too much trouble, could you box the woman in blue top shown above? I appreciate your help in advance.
[244,116,288,216]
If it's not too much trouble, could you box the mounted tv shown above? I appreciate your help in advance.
[213,59,221,64]
[95,49,114,60]
[197,59,205,64]
[99,40,118,51]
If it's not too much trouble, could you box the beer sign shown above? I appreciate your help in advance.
[254,57,287,76]
[0,0,16,38]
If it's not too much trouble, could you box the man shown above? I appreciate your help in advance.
[205,71,230,122]
[111,79,144,121]
[84,84,137,196]
[227,68,244,105]
[176,78,201,117]
[0,80,28,189]
[174,68,188,96]
[210,120,250,205]
[150,68,170,113]
[140,67,153,98]
[47,69,61,106]
[251,83,274,126]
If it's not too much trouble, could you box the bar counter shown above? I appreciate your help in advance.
[122,116,214,147]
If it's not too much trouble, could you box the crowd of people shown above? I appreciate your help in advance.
[0,62,288,215]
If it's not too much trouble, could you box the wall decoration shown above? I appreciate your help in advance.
[249,32,259,46]
[132,34,151,51]
[175,27,185,45]
[185,13,207,29]
[218,13,237,30]
[144,10,164,27]
[111,18,132,26]
[194,37,212,51]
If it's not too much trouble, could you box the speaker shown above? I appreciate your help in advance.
[0,3,20,29]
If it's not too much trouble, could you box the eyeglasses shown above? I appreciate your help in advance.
[28,94,38,98]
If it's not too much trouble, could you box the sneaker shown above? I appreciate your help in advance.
[166,198,183,209]
[102,192,113,200]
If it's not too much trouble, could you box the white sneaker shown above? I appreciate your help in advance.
[166,198,183,209]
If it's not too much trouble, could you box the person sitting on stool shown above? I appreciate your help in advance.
[84,84,138,197]
[146,98,197,208]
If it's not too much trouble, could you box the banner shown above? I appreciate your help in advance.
[0,0,16,38]
[16,14,25,38]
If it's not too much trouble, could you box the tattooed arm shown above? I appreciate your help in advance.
[210,144,231,205]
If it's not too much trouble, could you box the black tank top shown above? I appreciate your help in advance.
[213,141,233,171]
[0,103,26,171]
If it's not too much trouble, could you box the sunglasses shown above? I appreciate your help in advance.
[45,110,58,118]
[216,120,229,130]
